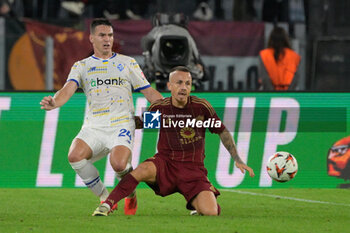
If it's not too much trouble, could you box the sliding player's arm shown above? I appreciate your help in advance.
[40,81,78,111]
[219,128,255,177]
[134,116,143,129]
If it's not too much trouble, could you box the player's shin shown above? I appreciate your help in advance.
[104,173,139,208]
[116,163,135,198]
[70,159,109,201]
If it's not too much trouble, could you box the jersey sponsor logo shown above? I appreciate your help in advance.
[90,77,126,87]
[143,110,161,129]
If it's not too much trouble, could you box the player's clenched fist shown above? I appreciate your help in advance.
[40,96,56,110]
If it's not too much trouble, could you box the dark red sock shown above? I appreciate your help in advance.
[104,174,139,208]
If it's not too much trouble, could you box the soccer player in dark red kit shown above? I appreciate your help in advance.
[92,66,255,216]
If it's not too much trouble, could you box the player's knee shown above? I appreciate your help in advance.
[68,139,92,163]
[196,203,219,216]
[199,207,218,216]
[132,162,156,182]
[109,153,130,173]
[111,162,127,173]
[68,151,85,163]
[68,144,92,163]
[139,162,154,174]
[136,162,150,171]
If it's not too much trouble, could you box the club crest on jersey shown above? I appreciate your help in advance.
[180,127,195,139]
[117,64,124,71]
[143,110,161,129]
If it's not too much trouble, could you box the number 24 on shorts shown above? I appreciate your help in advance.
[118,128,132,141]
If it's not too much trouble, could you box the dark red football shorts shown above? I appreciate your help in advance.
[145,154,220,210]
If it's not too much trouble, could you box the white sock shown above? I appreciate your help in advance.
[99,188,109,201]
[101,202,111,211]
[70,159,109,201]
[116,163,135,198]
[115,163,133,180]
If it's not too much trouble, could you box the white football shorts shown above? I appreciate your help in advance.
[75,123,135,163]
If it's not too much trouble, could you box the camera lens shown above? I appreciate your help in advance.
[160,37,188,65]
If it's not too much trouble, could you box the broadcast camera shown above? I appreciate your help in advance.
[141,13,208,90]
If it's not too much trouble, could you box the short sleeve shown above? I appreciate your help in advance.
[148,100,161,112]
[67,62,83,88]
[201,99,226,134]
[128,58,150,92]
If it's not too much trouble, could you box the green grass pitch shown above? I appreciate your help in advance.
[0,188,349,233]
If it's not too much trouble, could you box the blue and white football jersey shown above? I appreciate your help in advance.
[67,53,150,127]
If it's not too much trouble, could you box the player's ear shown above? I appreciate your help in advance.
[89,34,93,43]
[166,82,171,91]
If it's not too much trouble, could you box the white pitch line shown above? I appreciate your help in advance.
[222,189,350,207]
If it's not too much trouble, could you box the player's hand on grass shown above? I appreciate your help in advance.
[236,161,255,177]
[40,96,56,110]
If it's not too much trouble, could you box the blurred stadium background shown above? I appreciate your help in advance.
[1,0,350,92]
[0,1,350,232]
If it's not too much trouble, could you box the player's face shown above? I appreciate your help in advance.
[90,25,114,57]
[168,71,192,107]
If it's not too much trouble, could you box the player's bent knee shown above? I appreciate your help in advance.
[68,152,87,163]
[192,191,219,216]
[204,210,219,216]
[68,139,92,162]
[110,162,128,173]
[110,147,131,173]
[132,162,156,182]
[199,207,218,216]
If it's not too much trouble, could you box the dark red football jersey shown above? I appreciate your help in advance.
[148,96,226,164]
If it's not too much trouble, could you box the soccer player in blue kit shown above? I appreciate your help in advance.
[40,18,162,215]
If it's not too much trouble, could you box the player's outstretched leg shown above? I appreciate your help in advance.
[92,173,140,217]
[115,163,137,215]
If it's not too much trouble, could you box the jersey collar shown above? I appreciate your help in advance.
[170,96,191,109]
[91,53,117,61]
